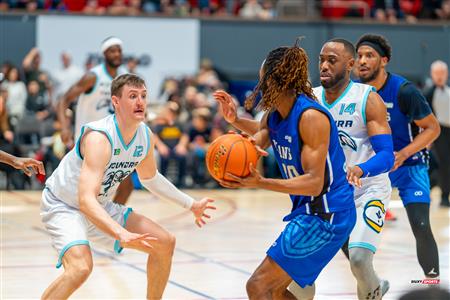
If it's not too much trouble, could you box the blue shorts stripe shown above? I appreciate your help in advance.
[56,240,90,268]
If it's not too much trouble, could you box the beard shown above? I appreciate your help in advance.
[321,70,346,89]
[359,64,381,83]
[105,58,121,69]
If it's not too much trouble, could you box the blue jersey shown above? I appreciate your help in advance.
[377,73,432,165]
[268,94,354,221]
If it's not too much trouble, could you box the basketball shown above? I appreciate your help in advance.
[206,133,259,182]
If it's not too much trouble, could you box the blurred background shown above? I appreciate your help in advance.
[0,0,449,190]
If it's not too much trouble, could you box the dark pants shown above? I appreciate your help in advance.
[159,149,187,187]
[434,125,450,200]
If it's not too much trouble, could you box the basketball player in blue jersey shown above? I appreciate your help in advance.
[214,42,356,299]
[356,34,441,279]
[41,74,216,299]
[57,37,132,205]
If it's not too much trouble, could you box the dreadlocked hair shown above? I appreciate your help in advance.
[245,41,315,111]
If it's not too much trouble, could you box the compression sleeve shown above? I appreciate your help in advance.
[140,171,194,209]
[357,134,394,177]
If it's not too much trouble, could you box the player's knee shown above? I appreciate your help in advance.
[349,250,370,275]
[246,275,268,298]
[155,231,176,256]
[410,218,431,237]
[66,257,93,283]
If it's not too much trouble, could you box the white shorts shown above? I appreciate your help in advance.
[41,188,132,268]
[349,181,392,253]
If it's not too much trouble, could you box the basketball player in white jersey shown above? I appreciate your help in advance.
[41,74,216,299]
[57,37,131,205]
[290,39,394,300]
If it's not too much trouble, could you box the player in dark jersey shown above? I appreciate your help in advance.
[355,34,441,279]
[214,41,356,299]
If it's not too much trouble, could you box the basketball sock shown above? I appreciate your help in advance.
[288,282,315,300]
[349,247,384,300]
[405,203,440,277]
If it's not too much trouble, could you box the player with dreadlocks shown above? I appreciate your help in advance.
[214,41,356,299]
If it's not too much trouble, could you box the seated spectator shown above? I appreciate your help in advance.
[22,48,53,106]
[188,107,212,187]
[374,0,402,22]
[399,0,422,22]
[1,66,27,128]
[197,58,222,90]
[152,101,188,187]
[239,0,273,19]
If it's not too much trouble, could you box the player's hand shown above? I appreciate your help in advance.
[61,127,74,148]
[119,231,158,252]
[213,90,238,124]
[220,163,263,189]
[12,157,45,177]
[392,151,408,171]
[346,165,363,188]
[190,198,216,228]
[240,132,269,157]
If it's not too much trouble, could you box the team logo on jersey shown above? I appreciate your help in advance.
[114,149,121,155]
[281,215,335,258]
[284,135,292,143]
[338,130,357,151]
[133,146,144,157]
[363,199,385,233]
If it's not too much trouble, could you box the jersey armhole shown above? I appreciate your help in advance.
[83,72,98,95]
[361,86,375,125]
[76,126,114,161]
[145,125,152,157]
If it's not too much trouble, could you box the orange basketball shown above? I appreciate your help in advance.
[205,133,259,182]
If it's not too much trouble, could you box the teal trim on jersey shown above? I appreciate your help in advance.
[56,240,90,268]
[145,125,151,156]
[114,115,138,150]
[76,126,114,160]
[321,81,354,110]
[348,241,376,253]
[75,126,86,159]
[103,63,114,81]
[361,86,375,125]
[83,71,98,96]
[114,207,133,254]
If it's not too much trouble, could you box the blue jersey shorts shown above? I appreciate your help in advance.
[266,208,356,288]
[389,164,430,205]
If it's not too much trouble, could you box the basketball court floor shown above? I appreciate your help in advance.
[1,188,449,299]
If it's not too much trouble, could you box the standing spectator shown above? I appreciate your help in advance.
[1,67,27,127]
[424,60,450,207]
[239,0,273,19]
[22,48,53,106]
[52,52,83,101]
[152,101,189,187]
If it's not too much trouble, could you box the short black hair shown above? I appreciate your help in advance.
[327,38,356,57]
[356,34,392,61]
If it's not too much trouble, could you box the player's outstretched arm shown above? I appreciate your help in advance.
[78,130,156,250]
[347,92,394,186]
[213,90,260,135]
[136,129,216,227]
[0,150,45,176]
[221,110,329,197]
[57,73,97,147]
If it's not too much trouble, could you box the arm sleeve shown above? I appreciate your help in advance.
[357,134,395,178]
[398,82,432,122]
[139,171,194,209]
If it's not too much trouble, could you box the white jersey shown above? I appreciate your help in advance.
[74,64,127,139]
[46,114,150,208]
[313,81,390,197]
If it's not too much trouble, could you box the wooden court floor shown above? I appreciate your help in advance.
[1,188,449,299]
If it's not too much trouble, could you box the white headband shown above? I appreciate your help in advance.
[101,37,123,53]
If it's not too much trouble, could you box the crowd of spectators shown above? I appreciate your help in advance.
[0,0,449,21]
